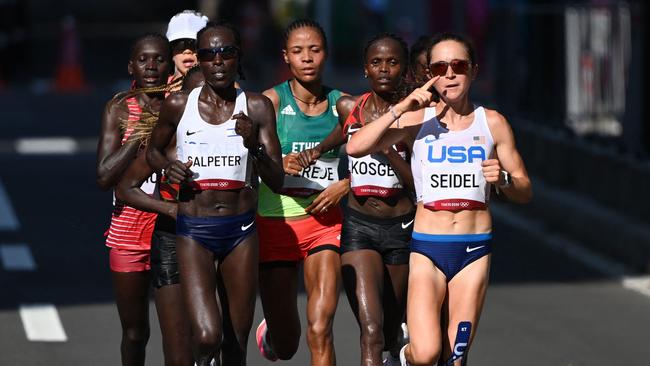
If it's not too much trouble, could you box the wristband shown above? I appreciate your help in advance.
[499,170,511,188]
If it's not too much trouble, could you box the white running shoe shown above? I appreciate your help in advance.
[399,344,410,366]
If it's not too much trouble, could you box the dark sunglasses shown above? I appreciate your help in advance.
[171,39,197,54]
[197,46,240,62]
[429,59,471,77]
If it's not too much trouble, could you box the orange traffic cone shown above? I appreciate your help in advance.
[54,16,87,92]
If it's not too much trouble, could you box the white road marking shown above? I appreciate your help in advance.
[491,204,650,299]
[622,276,650,298]
[0,244,36,271]
[15,137,78,155]
[0,180,19,231]
[19,304,68,342]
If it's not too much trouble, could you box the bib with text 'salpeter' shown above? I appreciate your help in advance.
[343,93,407,197]
[176,87,252,191]
[411,106,494,211]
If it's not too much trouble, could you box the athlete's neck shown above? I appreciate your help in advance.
[137,92,164,110]
[203,83,237,105]
[441,97,473,124]
[369,91,396,114]
[290,78,324,104]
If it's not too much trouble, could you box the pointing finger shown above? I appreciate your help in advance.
[420,75,440,92]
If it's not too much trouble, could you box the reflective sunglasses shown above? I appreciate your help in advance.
[197,46,240,62]
[171,39,197,54]
[429,59,471,77]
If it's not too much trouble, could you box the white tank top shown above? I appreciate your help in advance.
[411,106,494,210]
[176,87,252,190]
[347,125,407,197]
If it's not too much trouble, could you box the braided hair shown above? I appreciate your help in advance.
[283,19,328,52]
[196,20,246,80]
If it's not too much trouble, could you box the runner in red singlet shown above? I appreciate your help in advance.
[96,33,171,366]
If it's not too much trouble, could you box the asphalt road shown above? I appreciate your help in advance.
[1,152,649,365]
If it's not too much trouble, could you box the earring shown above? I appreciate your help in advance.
[364,74,368,78]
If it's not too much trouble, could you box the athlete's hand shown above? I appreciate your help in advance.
[233,112,258,150]
[305,179,349,215]
[297,148,320,168]
[393,75,440,115]
[283,153,303,176]
[164,159,193,184]
[482,159,502,184]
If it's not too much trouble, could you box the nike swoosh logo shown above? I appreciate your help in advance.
[186,130,201,136]
[424,136,435,143]
[401,220,414,229]
[466,245,485,253]
[241,221,254,231]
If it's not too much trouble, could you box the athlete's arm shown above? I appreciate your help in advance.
[483,109,532,203]
[96,99,140,190]
[262,88,280,115]
[297,93,355,167]
[115,151,177,218]
[347,76,439,157]
[146,92,193,184]
[383,146,415,193]
[244,93,284,192]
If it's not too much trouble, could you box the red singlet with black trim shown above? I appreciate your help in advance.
[343,93,408,197]
[105,97,157,250]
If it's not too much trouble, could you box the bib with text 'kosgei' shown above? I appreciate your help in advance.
[411,106,494,210]
[344,93,406,197]
[176,87,252,191]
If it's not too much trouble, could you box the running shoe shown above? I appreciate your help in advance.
[256,319,278,361]
[399,344,410,366]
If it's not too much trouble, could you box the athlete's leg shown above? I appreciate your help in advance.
[403,252,447,366]
[154,284,192,366]
[258,261,301,359]
[341,249,385,366]
[112,271,151,366]
[176,236,220,366]
[151,231,192,366]
[442,255,491,365]
[382,262,409,356]
[217,233,258,365]
[304,249,341,366]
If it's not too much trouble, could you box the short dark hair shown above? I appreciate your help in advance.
[197,20,245,80]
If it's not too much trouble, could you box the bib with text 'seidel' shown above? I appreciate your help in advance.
[411,106,494,211]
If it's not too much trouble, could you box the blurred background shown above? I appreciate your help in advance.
[0,0,648,365]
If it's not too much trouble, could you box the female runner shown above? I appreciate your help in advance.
[338,33,415,366]
[255,19,349,366]
[146,21,283,366]
[96,33,171,365]
[347,32,532,366]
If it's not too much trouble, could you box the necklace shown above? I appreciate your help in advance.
[289,81,325,106]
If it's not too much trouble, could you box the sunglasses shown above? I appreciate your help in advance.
[197,46,240,62]
[171,39,197,54]
[429,59,471,77]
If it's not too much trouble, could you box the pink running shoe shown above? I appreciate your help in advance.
[256,319,278,362]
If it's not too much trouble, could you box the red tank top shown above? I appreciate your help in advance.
[105,97,158,251]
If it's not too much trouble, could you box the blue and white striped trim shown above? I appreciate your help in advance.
[412,232,492,242]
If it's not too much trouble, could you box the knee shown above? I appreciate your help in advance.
[194,328,222,354]
[408,342,441,366]
[307,316,334,344]
[360,321,384,349]
[123,325,150,345]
